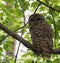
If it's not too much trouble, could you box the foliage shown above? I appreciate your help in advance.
[0,0,60,63]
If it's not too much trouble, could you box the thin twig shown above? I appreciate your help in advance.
[45,0,56,48]
[14,0,26,63]
[37,0,60,12]
[49,10,56,48]
[34,3,41,14]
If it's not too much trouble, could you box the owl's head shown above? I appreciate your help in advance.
[28,13,45,23]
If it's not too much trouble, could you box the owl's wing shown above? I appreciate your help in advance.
[47,26,53,51]
[42,25,53,51]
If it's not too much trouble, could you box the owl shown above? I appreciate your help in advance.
[28,13,53,58]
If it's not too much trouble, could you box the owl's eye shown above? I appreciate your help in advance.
[31,18,34,21]
[36,18,40,21]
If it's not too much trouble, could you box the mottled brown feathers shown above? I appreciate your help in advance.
[28,13,53,58]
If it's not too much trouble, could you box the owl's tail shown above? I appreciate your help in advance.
[41,49,51,58]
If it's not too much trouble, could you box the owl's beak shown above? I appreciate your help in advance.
[34,21,38,25]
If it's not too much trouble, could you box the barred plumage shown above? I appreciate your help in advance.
[28,14,53,58]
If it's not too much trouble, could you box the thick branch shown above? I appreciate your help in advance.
[37,0,60,12]
[0,23,60,54]
[0,23,35,52]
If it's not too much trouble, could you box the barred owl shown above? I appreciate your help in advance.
[28,13,53,58]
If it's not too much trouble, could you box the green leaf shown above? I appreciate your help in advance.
[3,40,13,51]
[20,0,30,11]
[0,13,4,20]
[0,47,3,53]
[47,60,52,63]
[49,10,58,18]
[25,34,32,44]
[0,3,5,9]
[13,9,23,18]
[50,0,60,5]
[46,15,53,24]
[54,5,60,10]
[31,2,39,8]
[53,59,60,63]
[56,24,60,31]
[3,0,14,4]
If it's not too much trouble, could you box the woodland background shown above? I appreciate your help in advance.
[0,0,60,63]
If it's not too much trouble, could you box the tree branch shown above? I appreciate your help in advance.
[52,49,60,54]
[0,22,28,43]
[37,0,60,12]
[0,23,35,52]
[0,23,60,55]
[34,3,41,14]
